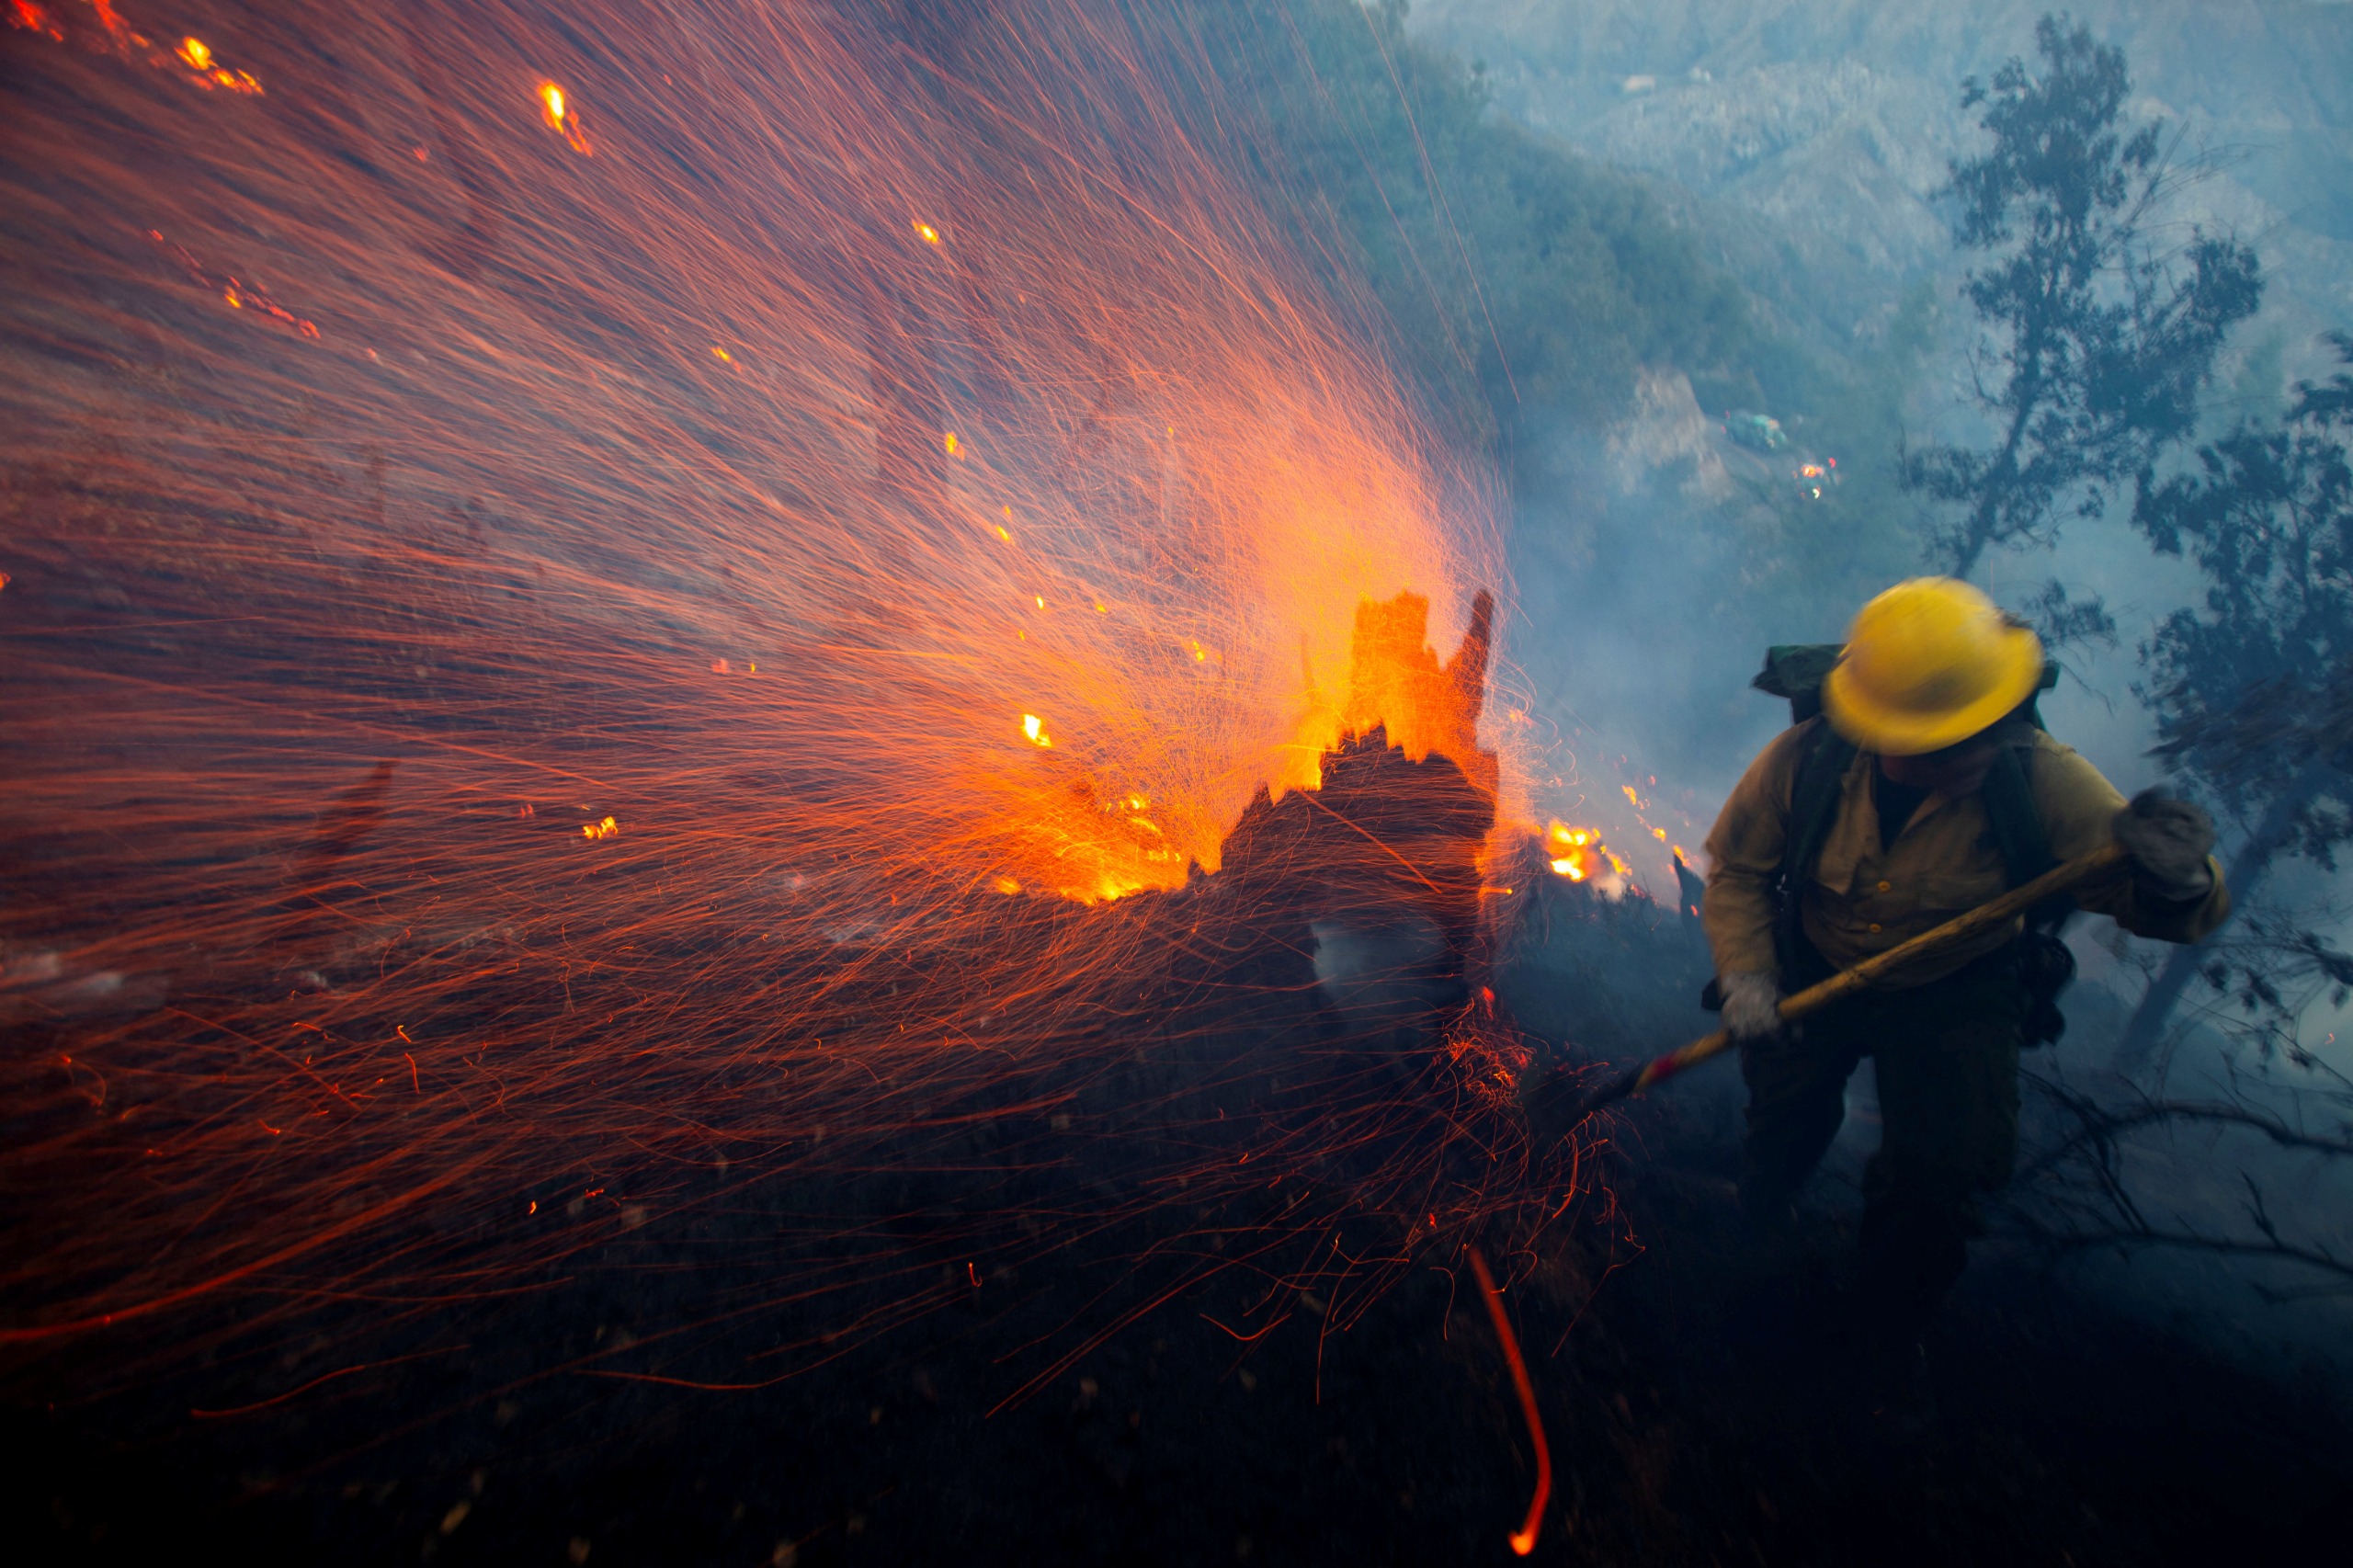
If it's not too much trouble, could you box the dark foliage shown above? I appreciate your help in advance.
[2138,332,2353,822]
[2017,576,2118,652]
[1902,15,2261,580]
[2120,332,2353,1061]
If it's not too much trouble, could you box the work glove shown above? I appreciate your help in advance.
[2112,790,2216,903]
[1719,971,1786,1043]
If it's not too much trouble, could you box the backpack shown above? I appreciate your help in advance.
[1734,644,2075,1045]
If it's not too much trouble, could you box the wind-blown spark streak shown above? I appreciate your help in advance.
[1468,1244,1552,1556]
[0,0,1587,1410]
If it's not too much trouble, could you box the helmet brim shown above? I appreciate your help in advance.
[1820,622,2043,756]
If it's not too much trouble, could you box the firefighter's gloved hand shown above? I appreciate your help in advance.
[1719,971,1786,1043]
[2113,790,2216,902]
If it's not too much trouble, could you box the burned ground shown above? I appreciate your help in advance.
[9,826,2348,1567]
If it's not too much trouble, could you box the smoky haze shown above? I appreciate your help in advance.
[5,4,2351,1560]
[1404,0,2353,1395]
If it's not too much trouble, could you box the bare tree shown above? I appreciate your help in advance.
[2006,1050,2353,1301]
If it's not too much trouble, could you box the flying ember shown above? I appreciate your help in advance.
[537,76,590,152]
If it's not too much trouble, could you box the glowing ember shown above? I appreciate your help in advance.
[11,2,258,88]
[538,78,591,153]
[149,230,319,338]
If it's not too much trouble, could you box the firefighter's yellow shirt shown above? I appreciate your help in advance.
[1701,720,2229,984]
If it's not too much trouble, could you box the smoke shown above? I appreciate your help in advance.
[1418,0,2353,1392]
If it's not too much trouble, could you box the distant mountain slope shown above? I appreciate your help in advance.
[1412,0,2353,379]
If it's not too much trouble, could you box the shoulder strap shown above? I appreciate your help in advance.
[1783,722,1857,893]
[1980,744,2071,929]
[1768,721,1857,985]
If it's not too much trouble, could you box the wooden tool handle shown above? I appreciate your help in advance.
[1538,840,2131,1120]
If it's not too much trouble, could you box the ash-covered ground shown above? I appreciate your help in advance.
[9,736,2347,1567]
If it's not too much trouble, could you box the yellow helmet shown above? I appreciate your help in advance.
[1822,578,2043,756]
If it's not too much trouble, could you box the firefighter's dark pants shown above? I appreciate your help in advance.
[1739,946,2025,1339]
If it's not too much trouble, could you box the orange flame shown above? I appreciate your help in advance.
[1543,821,1599,881]
[1545,821,1630,886]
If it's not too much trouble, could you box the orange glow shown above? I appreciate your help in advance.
[1020,713,1051,749]
[8,2,65,41]
[580,815,618,841]
[914,221,942,244]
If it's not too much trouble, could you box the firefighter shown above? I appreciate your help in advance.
[1701,577,2227,1421]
